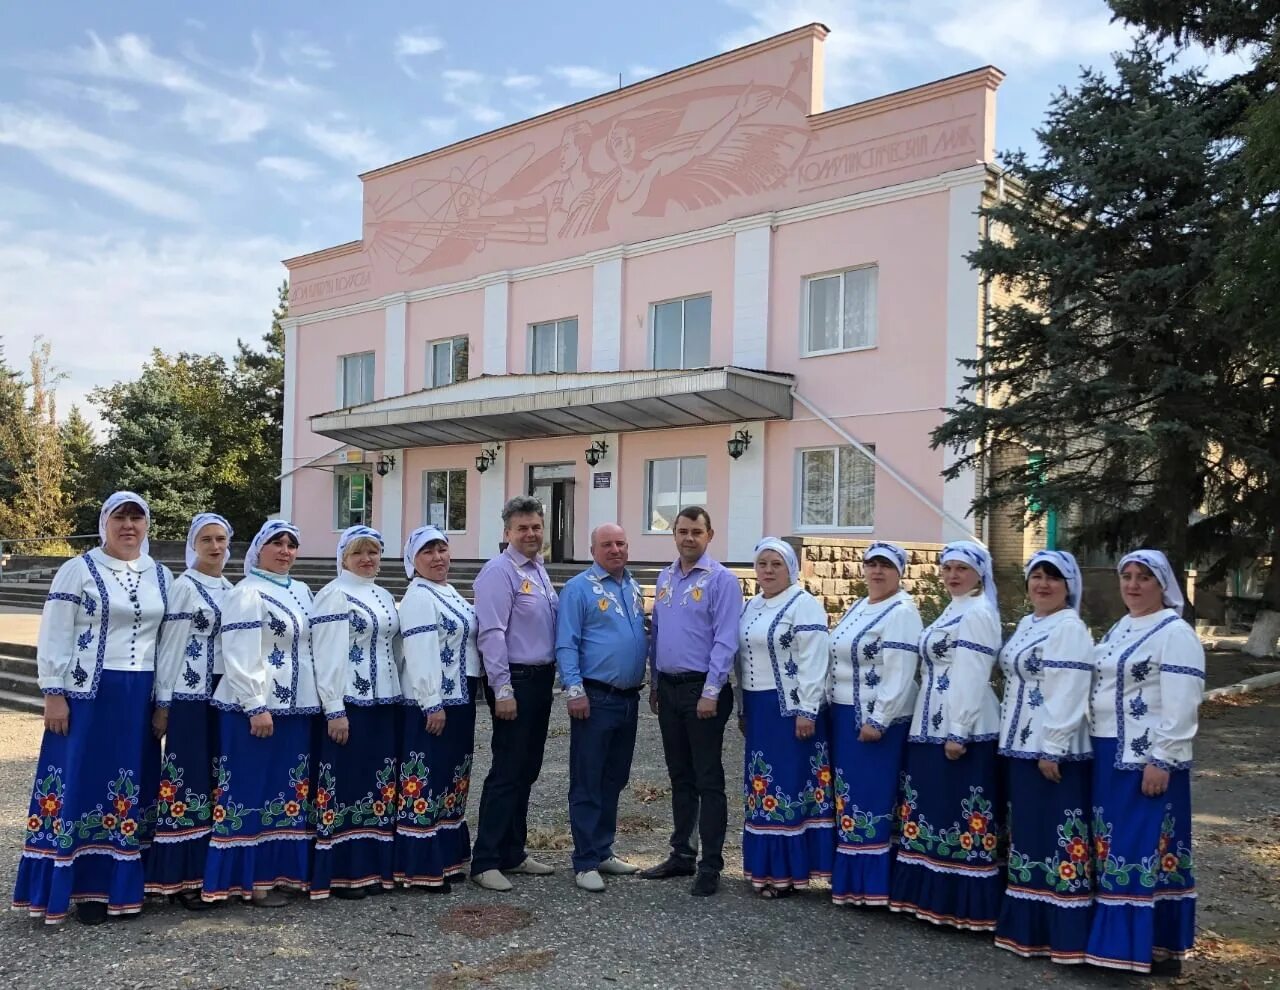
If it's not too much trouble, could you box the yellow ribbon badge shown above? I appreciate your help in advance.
[597,598,611,611]
[691,587,703,602]
[520,579,532,594]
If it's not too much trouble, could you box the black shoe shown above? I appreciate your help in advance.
[76,902,108,926]
[690,872,720,897]
[421,879,452,894]
[365,883,388,897]
[639,856,697,880]
[332,887,367,901]
[1150,958,1182,977]
[178,892,209,912]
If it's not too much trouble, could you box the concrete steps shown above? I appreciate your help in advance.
[0,644,40,714]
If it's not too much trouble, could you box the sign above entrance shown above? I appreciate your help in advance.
[593,472,612,489]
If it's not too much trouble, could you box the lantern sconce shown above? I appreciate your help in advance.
[584,438,609,467]
[475,445,501,474]
[375,454,397,477]
[726,429,753,460]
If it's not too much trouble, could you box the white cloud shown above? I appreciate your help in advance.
[280,35,334,71]
[441,68,484,87]
[441,70,503,126]
[40,156,201,222]
[395,30,445,78]
[301,120,392,169]
[421,116,458,141]
[931,0,1133,64]
[549,65,618,90]
[502,73,541,89]
[0,104,130,160]
[39,79,140,113]
[0,228,296,427]
[628,64,662,80]
[257,155,323,181]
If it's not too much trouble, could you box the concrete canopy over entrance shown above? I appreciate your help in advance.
[309,366,794,449]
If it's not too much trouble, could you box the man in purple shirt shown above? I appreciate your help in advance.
[470,495,559,891]
[638,506,741,896]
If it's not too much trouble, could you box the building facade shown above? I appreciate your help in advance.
[280,24,1005,563]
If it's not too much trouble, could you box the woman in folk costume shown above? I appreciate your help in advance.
[308,525,403,900]
[202,520,320,907]
[14,492,172,925]
[735,538,834,898]
[828,541,922,907]
[145,513,235,907]
[890,540,1003,930]
[394,525,481,891]
[994,550,1095,963]
[1084,549,1203,976]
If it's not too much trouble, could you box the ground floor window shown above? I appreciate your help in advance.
[797,445,875,530]
[334,467,373,529]
[645,456,707,533]
[423,469,467,532]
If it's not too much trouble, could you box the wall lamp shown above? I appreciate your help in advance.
[726,429,753,460]
[584,438,610,467]
[375,454,397,477]
[475,444,501,474]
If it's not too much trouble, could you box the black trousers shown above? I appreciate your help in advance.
[655,675,734,873]
[471,663,554,875]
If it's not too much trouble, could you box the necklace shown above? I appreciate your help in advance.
[109,567,142,605]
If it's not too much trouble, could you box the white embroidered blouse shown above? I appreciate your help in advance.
[998,608,1095,761]
[310,570,403,717]
[155,569,233,705]
[398,577,481,712]
[909,593,1002,745]
[734,584,830,720]
[829,589,922,730]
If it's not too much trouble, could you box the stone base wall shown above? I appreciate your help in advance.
[776,536,949,622]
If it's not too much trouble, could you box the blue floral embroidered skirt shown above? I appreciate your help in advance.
[145,694,219,895]
[394,689,477,886]
[1084,737,1196,973]
[995,756,1093,962]
[741,691,835,891]
[829,706,907,906]
[889,741,1003,930]
[310,703,399,898]
[202,710,314,902]
[13,670,159,923]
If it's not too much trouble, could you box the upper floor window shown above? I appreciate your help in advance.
[797,444,875,530]
[529,318,578,373]
[803,266,877,355]
[428,336,469,388]
[338,351,375,406]
[652,295,711,369]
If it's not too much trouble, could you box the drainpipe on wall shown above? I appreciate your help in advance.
[789,386,976,540]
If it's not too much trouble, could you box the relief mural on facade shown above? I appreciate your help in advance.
[363,58,815,276]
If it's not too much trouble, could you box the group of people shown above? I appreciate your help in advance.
[12,492,1203,977]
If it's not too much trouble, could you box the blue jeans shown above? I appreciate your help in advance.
[568,685,640,873]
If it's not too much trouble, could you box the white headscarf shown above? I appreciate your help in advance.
[1024,549,1083,613]
[244,520,300,577]
[940,540,999,613]
[863,541,907,574]
[753,537,799,585]
[336,525,384,575]
[403,525,448,580]
[1117,549,1184,616]
[185,512,234,571]
[99,491,151,557]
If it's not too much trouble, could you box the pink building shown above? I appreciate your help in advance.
[280,24,1005,563]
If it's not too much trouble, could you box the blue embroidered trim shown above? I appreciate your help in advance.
[1151,757,1192,771]
[1113,615,1181,770]
[344,694,404,707]
[998,747,1092,761]
[309,612,347,625]
[259,593,302,707]
[424,582,475,705]
[46,591,83,605]
[186,577,223,696]
[1003,633,1049,752]
[41,687,66,696]
[846,599,902,730]
[791,623,828,633]
[166,611,194,621]
[880,640,919,654]
[764,590,806,717]
[222,620,262,631]
[1043,659,1093,671]
[153,699,171,708]
[423,702,444,715]
[402,624,437,638]
[909,731,999,745]
[71,556,112,700]
[346,595,381,699]
[243,705,268,716]
[954,639,997,657]
[325,710,347,721]
[1161,664,1204,678]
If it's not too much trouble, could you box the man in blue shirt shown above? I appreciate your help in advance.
[555,523,649,893]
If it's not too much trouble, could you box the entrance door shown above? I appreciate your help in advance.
[528,464,576,562]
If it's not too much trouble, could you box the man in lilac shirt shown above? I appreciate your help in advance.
[470,495,559,891]
[638,506,741,896]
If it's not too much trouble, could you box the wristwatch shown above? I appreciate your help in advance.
[566,683,586,700]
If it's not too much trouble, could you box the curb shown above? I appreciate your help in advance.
[1205,671,1280,701]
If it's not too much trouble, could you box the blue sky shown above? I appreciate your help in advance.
[0,0,1250,424]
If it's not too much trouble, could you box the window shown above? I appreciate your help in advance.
[423,469,467,532]
[645,456,707,533]
[797,445,875,529]
[334,468,373,529]
[428,336,469,388]
[803,267,877,354]
[652,295,711,369]
[338,351,375,406]
[528,318,578,373]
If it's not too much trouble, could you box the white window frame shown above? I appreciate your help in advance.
[793,444,876,533]
[333,466,373,530]
[425,335,469,389]
[800,265,878,357]
[649,293,712,370]
[526,317,578,373]
[337,351,375,406]
[643,456,708,535]
[421,468,467,534]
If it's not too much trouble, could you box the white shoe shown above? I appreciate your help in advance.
[471,870,513,892]
[508,856,555,876]
[575,870,606,893]
[597,856,640,876]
